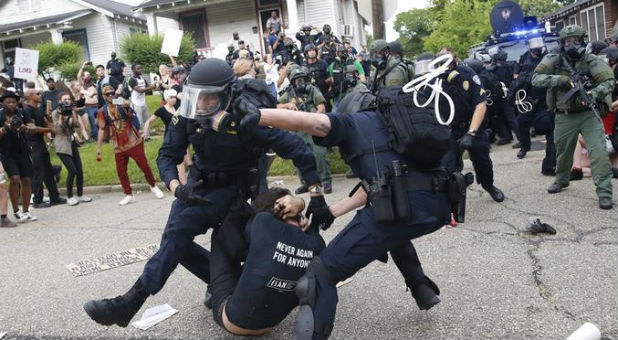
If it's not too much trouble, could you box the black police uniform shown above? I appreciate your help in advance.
[138,114,321,295]
[294,111,451,339]
[304,59,331,111]
[439,65,497,189]
[210,211,325,329]
[489,62,519,142]
[22,105,62,204]
[513,50,556,171]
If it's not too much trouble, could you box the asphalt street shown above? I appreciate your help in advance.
[0,137,616,340]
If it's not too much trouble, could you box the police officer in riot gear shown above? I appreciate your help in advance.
[297,24,320,52]
[225,44,235,66]
[303,43,332,112]
[82,58,330,327]
[340,64,368,100]
[532,25,614,209]
[512,37,556,175]
[278,68,333,194]
[235,80,453,340]
[369,39,411,95]
[328,44,366,111]
[438,47,506,203]
[489,49,518,145]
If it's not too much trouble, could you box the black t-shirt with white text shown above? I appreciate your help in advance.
[224,212,325,330]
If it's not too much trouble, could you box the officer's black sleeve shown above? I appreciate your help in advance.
[312,113,350,147]
[465,69,487,106]
[156,116,190,188]
[252,126,321,185]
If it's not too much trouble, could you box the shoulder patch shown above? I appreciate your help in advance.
[472,75,481,85]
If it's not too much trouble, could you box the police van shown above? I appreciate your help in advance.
[468,0,561,62]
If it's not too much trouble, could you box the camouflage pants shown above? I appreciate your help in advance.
[295,131,332,185]
[554,111,613,199]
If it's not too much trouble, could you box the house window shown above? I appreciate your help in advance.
[258,0,280,7]
[580,4,605,41]
[1,38,22,63]
[179,10,209,50]
[17,0,42,11]
[567,15,577,25]
[62,29,91,61]
[554,20,564,32]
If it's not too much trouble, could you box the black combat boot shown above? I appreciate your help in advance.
[83,280,149,327]
[599,197,613,210]
[482,185,505,202]
[517,148,528,159]
[547,182,569,194]
[407,276,441,311]
[203,285,212,309]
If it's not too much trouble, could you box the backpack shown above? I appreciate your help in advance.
[121,76,134,100]
[376,86,451,167]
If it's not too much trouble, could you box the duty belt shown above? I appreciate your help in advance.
[404,172,449,193]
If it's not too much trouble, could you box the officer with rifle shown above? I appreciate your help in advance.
[368,39,412,95]
[303,44,332,112]
[532,25,614,209]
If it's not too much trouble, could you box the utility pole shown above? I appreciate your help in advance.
[371,0,385,39]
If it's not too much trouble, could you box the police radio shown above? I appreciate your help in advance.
[368,141,395,223]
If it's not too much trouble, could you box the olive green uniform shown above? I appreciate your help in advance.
[532,53,614,199]
[370,58,412,94]
[340,81,368,100]
[279,85,332,185]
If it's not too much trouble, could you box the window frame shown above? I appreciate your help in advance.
[580,3,606,41]
[178,8,210,51]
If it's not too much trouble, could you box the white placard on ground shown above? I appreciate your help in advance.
[132,304,178,330]
[65,244,159,277]
[13,47,39,81]
[161,29,183,57]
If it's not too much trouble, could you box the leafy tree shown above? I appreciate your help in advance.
[32,41,84,80]
[519,0,561,18]
[120,32,196,73]
[423,0,498,57]
[393,8,435,58]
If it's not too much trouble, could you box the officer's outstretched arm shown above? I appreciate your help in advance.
[259,108,331,137]
[329,186,368,218]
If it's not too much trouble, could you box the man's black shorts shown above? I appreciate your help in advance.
[2,154,34,178]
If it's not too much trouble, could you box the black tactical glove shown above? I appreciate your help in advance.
[174,180,212,206]
[305,195,335,231]
[457,132,474,150]
[233,95,262,133]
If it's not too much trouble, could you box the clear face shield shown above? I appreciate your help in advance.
[178,84,231,130]
[414,59,432,77]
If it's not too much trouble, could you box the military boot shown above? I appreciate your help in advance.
[599,197,613,210]
[547,182,569,194]
[203,285,212,309]
[482,185,505,202]
[407,276,441,311]
[83,280,149,327]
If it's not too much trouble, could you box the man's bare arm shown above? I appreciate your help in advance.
[469,102,486,131]
[259,108,331,137]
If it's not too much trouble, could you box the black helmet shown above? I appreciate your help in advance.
[180,58,236,124]
[601,46,618,63]
[587,40,608,55]
[388,41,403,55]
[463,58,483,74]
[304,43,317,54]
[336,44,346,54]
[302,24,311,32]
[323,24,331,34]
[493,49,508,62]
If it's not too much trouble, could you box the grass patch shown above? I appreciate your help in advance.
[49,95,349,187]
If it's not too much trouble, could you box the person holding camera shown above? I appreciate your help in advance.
[96,85,164,206]
[0,91,39,222]
[52,93,92,206]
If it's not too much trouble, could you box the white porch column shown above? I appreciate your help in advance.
[286,0,299,33]
[145,12,158,36]
[50,29,63,45]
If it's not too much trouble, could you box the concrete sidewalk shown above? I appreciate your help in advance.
[0,137,616,340]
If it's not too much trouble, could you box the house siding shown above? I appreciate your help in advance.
[0,0,84,25]
[304,0,336,35]
[205,0,259,57]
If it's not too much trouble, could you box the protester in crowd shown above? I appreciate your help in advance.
[0,91,37,222]
[233,41,254,61]
[68,81,90,141]
[42,78,60,114]
[128,64,158,139]
[266,29,278,55]
[157,64,172,104]
[264,54,279,99]
[0,162,17,227]
[233,58,257,79]
[96,85,164,205]
[22,89,66,208]
[77,62,100,140]
[95,64,121,109]
[52,93,91,206]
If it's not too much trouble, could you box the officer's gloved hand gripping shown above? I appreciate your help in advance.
[174,180,212,206]
[306,194,335,230]
[233,95,261,133]
[457,131,474,150]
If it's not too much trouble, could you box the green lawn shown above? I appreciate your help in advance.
[49,95,349,187]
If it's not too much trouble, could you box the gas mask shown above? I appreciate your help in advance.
[564,41,586,59]
[338,53,348,63]
[371,53,387,69]
[343,74,357,89]
[293,78,308,95]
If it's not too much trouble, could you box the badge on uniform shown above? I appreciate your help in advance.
[472,75,481,85]
[462,81,470,91]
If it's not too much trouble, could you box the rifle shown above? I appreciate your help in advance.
[558,54,602,121]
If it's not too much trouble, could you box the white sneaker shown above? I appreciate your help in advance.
[150,185,164,199]
[119,195,135,206]
[77,195,92,202]
[13,211,29,223]
[22,210,38,222]
[67,197,79,206]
